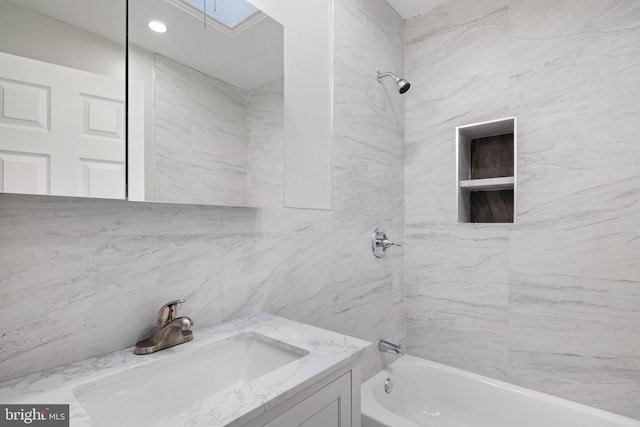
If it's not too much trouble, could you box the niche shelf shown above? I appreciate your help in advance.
[456,117,517,223]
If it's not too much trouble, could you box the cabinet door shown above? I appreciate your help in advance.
[263,372,351,427]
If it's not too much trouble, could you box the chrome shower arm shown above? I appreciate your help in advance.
[376,71,399,82]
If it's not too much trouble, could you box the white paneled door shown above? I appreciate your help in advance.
[0,52,125,199]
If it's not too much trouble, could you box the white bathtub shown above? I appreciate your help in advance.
[361,355,640,427]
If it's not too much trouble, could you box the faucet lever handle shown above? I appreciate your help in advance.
[372,228,403,258]
[157,299,186,324]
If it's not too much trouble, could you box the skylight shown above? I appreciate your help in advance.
[183,0,259,29]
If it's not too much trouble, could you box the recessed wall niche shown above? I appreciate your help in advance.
[456,117,516,223]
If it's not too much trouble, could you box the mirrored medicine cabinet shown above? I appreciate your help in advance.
[0,0,331,209]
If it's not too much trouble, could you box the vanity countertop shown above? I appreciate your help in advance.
[0,313,370,426]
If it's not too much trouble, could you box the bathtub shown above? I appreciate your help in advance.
[361,355,640,427]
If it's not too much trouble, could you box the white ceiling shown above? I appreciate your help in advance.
[9,0,283,91]
[9,0,126,42]
[386,0,450,19]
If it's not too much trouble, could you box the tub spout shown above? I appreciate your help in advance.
[378,339,402,355]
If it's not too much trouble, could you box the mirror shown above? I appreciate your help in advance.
[127,0,285,208]
[0,0,126,199]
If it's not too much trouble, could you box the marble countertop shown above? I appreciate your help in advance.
[0,313,371,426]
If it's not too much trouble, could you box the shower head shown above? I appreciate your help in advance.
[377,71,411,94]
[396,78,411,94]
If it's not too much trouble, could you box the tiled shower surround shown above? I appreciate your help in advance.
[404,0,640,419]
[0,0,404,386]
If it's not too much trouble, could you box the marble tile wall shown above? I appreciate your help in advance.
[0,0,404,386]
[246,78,284,208]
[154,56,285,208]
[154,54,248,206]
[332,0,406,377]
[405,0,640,418]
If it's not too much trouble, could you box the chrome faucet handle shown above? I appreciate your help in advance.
[381,239,402,249]
[157,299,185,325]
[372,228,403,258]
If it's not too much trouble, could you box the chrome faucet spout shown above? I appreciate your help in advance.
[378,339,402,355]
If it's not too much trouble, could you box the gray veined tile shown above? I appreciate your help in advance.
[509,0,640,39]
[154,54,250,206]
[507,228,640,417]
[331,0,404,232]
[0,233,224,381]
[221,206,332,234]
[404,226,510,380]
[218,231,332,323]
[508,351,640,419]
[509,275,640,356]
[509,228,640,283]
[246,78,285,208]
[0,194,224,238]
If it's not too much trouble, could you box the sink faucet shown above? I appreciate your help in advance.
[135,299,194,355]
[378,339,402,355]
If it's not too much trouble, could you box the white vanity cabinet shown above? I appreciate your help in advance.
[264,373,350,427]
[244,366,361,427]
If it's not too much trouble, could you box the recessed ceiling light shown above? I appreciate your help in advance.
[148,21,167,33]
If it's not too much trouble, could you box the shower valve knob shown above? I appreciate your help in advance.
[372,228,403,258]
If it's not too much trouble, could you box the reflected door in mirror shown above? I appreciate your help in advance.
[0,0,126,199]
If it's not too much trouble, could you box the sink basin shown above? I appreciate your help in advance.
[72,332,308,426]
